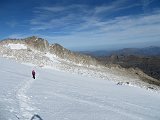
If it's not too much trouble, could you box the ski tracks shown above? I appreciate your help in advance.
[16,78,36,120]
[53,92,148,120]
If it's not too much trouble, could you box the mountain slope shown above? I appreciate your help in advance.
[0,36,160,90]
[0,36,99,66]
[1,57,160,120]
[97,55,160,81]
[80,46,160,81]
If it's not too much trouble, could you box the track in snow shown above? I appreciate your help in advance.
[16,78,36,120]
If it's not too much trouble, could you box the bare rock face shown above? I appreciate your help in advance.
[0,39,25,45]
[24,36,49,52]
[49,43,99,66]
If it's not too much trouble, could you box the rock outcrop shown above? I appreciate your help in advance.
[24,36,49,52]
[49,43,99,66]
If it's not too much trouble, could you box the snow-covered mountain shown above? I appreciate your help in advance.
[0,36,159,90]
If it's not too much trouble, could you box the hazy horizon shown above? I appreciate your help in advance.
[0,35,160,51]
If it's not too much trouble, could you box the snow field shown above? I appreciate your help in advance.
[4,43,27,50]
[0,57,160,120]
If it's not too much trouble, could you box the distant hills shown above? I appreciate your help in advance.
[81,46,160,81]
[112,46,160,56]
[81,46,160,57]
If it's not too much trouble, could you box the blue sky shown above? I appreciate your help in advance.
[0,0,160,50]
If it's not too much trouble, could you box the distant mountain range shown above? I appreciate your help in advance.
[80,46,160,57]
[82,46,160,81]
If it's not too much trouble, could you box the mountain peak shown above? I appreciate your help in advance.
[0,36,99,67]
[24,36,43,42]
[24,36,49,52]
[27,36,38,39]
[51,43,64,48]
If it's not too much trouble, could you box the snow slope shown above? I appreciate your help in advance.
[4,43,27,50]
[0,57,160,120]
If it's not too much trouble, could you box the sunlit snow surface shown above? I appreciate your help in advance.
[0,57,160,120]
[4,43,27,50]
[45,52,60,63]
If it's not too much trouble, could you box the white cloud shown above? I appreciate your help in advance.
[6,21,18,28]
[36,9,160,50]
[141,0,154,13]
[37,6,66,12]
[7,34,33,39]
[26,2,160,50]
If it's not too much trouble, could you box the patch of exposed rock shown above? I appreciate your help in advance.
[24,36,49,52]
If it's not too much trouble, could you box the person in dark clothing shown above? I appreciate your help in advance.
[32,70,36,79]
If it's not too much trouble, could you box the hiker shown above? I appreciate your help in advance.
[32,70,36,79]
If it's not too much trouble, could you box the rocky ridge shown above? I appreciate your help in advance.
[1,36,99,66]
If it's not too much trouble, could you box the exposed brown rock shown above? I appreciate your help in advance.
[24,36,49,52]
[49,43,100,66]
